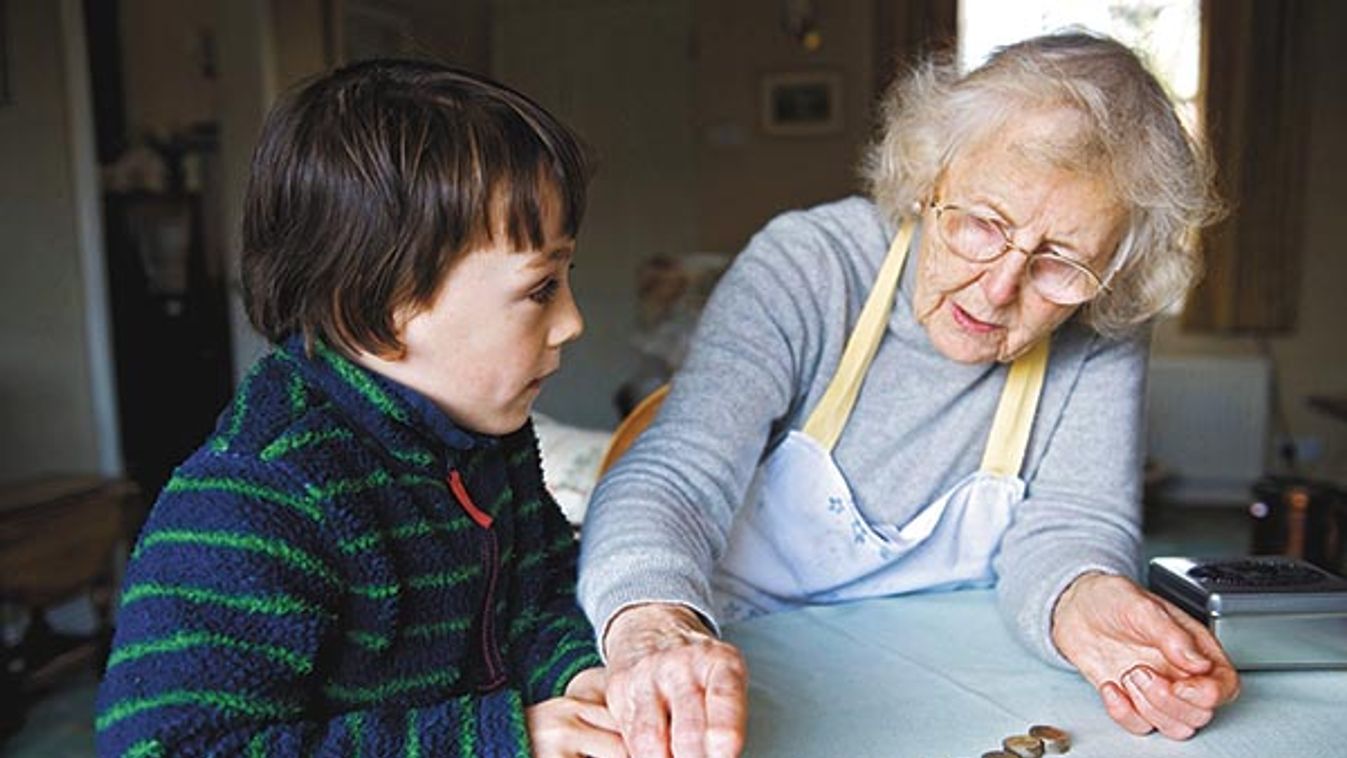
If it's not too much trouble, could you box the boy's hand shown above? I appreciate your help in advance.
[564,665,610,704]
[526,684,629,758]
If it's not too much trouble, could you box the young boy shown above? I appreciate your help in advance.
[96,60,625,757]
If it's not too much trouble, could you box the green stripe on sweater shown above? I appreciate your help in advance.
[321,668,458,706]
[528,637,596,691]
[120,582,328,618]
[508,447,531,468]
[345,712,365,758]
[315,341,410,424]
[548,651,603,699]
[135,530,338,584]
[96,690,301,731]
[407,565,481,590]
[516,548,547,572]
[348,582,400,600]
[163,476,324,522]
[404,617,472,640]
[211,361,262,453]
[405,710,421,758]
[457,697,478,758]
[247,731,268,758]
[305,469,393,500]
[345,629,391,651]
[508,699,530,758]
[389,447,436,467]
[286,372,307,413]
[395,473,448,491]
[507,607,545,640]
[122,739,164,758]
[337,517,472,556]
[260,428,354,461]
[106,630,312,674]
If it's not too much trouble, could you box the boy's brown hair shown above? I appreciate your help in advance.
[242,59,590,357]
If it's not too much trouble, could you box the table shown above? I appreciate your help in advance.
[723,589,1347,757]
[0,475,141,686]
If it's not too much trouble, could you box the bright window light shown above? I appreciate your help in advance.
[959,0,1201,132]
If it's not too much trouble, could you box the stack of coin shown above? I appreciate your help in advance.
[1028,725,1071,754]
[971,724,1070,758]
[1001,735,1044,758]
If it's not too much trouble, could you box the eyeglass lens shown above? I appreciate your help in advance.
[936,206,1099,304]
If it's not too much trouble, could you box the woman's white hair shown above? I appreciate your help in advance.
[861,31,1222,337]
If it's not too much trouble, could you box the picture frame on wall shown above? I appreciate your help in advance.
[760,71,842,137]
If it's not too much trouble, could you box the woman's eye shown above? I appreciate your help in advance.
[967,215,1002,241]
[529,277,560,304]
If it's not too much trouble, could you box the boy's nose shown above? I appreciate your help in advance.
[551,288,584,347]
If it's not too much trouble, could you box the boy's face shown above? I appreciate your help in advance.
[358,192,583,435]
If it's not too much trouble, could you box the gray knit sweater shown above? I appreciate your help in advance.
[578,196,1145,667]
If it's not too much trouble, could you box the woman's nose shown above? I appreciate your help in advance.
[981,247,1029,307]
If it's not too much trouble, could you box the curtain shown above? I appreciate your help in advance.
[873,0,957,95]
[1183,0,1312,333]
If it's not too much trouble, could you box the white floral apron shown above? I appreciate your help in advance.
[712,218,1050,622]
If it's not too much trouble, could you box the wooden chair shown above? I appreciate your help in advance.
[597,384,669,476]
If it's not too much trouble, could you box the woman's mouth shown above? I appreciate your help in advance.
[950,302,1001,334]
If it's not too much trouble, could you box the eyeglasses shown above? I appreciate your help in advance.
[927,200,1111,306]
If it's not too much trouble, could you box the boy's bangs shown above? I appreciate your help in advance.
[439,104,589,255]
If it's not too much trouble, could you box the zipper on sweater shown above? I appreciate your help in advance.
[448,469,506,689]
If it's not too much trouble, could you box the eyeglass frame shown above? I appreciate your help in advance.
[925,199,1116,306]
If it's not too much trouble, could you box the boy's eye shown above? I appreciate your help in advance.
[529,277,560,304]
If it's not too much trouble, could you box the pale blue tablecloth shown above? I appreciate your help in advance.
[723,589,1346,757]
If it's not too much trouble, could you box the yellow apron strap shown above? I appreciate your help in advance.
[802,218,916,452]
[979,338,1051,477]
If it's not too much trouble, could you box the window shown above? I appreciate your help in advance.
[959,0,1200,133]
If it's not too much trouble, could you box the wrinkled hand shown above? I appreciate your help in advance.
[1052,572,1240,740]
[601,603,748,758]
[526,667,628,758]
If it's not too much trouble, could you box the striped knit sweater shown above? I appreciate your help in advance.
[95,336,602,757]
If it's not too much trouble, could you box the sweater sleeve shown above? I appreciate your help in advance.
[992,326,1150,668]
[577,211,843,638]
[95,453,534,758]
[508,486,603,704]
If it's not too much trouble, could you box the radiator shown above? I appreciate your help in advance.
[1146,354,1273,504]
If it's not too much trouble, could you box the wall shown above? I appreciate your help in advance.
[345,0,490,71]
[1153,0,1347,485]
[221,0,494,388]
[494,0,699,428]
[119,0,220,139]
[0,1,101,480]
[493,0,877,428]
[693,0,875,253]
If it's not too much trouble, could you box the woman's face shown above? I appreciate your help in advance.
[912,114,1129,364]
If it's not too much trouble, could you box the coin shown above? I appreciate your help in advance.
[982,752,1018,758]
[1001,735,1045,758]
[1028,724,1071,754]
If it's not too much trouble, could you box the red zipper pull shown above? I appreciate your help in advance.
[448,469,493,529]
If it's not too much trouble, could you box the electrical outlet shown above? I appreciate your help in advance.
[1277,435,1325,465]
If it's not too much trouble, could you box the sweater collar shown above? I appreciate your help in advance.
[279,335,494,461]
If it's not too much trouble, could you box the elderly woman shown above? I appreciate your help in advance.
[579,32,1237,757]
